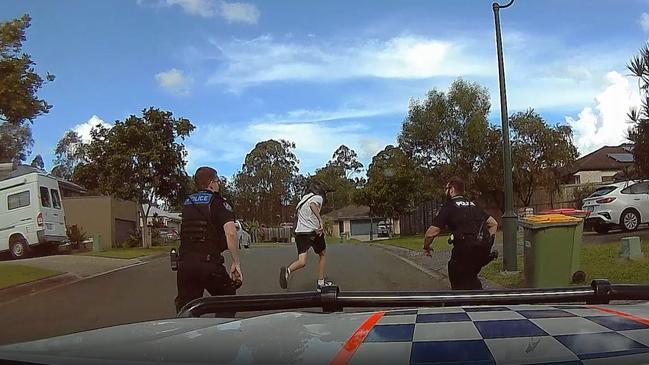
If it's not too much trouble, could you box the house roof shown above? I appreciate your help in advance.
[143,204,181,221]
[324,205,371,220]
[570,144,634,173]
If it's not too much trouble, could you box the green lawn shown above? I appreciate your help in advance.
[483,241,649,288]
[0,264,63,289]
[378,234,452,252]
[77,244,178,259]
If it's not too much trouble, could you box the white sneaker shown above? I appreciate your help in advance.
[317,280,334,292]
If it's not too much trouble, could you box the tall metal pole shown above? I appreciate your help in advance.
[493,0,517,271]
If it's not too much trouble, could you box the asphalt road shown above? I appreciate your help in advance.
[0,244,445,345]
[583,225,649,244]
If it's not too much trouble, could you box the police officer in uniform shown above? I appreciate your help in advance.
[175,166,243,313]
[423,177,498,290]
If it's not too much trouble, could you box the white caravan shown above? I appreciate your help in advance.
[0,170,68,259]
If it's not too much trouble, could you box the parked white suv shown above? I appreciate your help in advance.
[582,180,649,234]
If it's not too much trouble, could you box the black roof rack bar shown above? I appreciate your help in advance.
[176,280,649,318]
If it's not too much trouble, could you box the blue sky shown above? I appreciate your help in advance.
[2,0,647,178]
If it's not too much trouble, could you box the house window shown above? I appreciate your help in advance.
[573,175,581,184]
[601,176,615,183]
[8,191,30,210]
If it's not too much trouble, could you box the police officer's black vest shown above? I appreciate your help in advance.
[180,191,223,253]
[448,196,489,242]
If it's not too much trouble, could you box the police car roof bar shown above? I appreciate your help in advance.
[177,280,649,318]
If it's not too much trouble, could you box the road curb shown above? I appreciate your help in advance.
[0,258,162,308]
[371,243,504,290]
[0,273,79,305]
[370,243,450,287]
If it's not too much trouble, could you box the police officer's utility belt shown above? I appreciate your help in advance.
[179,250,225,264]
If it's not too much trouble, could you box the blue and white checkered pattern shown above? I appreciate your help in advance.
[349,305,649,365]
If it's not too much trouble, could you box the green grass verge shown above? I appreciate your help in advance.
[378,235,452,252]
[77,244,178,259]
[580,241,649,284]
[482,257,526,288]
[483,241,649,288]
[0,264,63,289]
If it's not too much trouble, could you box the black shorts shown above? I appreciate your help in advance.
[295,233,326,254]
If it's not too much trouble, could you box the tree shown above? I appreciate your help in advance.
[473,126,505,209]
[313,145,365,213]
[51,130,85,180]
[510,109,578,206]
[313,165,354,214]
[233,140,299,225]
[627,45,649,178]
[327,145,363,178]
[73,108,195,247]
[398,78,491,195]
[0,122,32,163]
[0,14,54,126]
[30,154,43,169]
[358,145,419,219]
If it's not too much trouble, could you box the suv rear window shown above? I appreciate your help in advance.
[588,186,616,198]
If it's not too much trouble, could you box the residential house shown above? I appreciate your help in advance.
[568,144,635,184]
[141,204,181,232]
[64,196,138,249]
[324,205,400,240]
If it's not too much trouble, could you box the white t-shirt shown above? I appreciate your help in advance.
[295,193,323,233]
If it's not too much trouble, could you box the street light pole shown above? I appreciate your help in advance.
[493,0,517,272]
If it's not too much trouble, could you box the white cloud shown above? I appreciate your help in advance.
[73,115,112,143]
[641,13,649,32]
[207,35,491,90]
[565,71,641,156]
[165,0,216,17]
[219,1,260,24]
[256,105,403,125]
[148,0,260,23]
[155,68,193,95]
[184,106,397,173]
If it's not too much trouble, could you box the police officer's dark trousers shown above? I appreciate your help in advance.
[448,242,483,290]
[175,251,235,314]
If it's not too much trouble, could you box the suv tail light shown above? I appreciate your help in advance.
[37,212,44,227]
[596,197,617,204]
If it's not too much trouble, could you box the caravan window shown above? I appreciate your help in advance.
[8,191,30,210]
[51,189,62,209]
[40,186,52,208]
